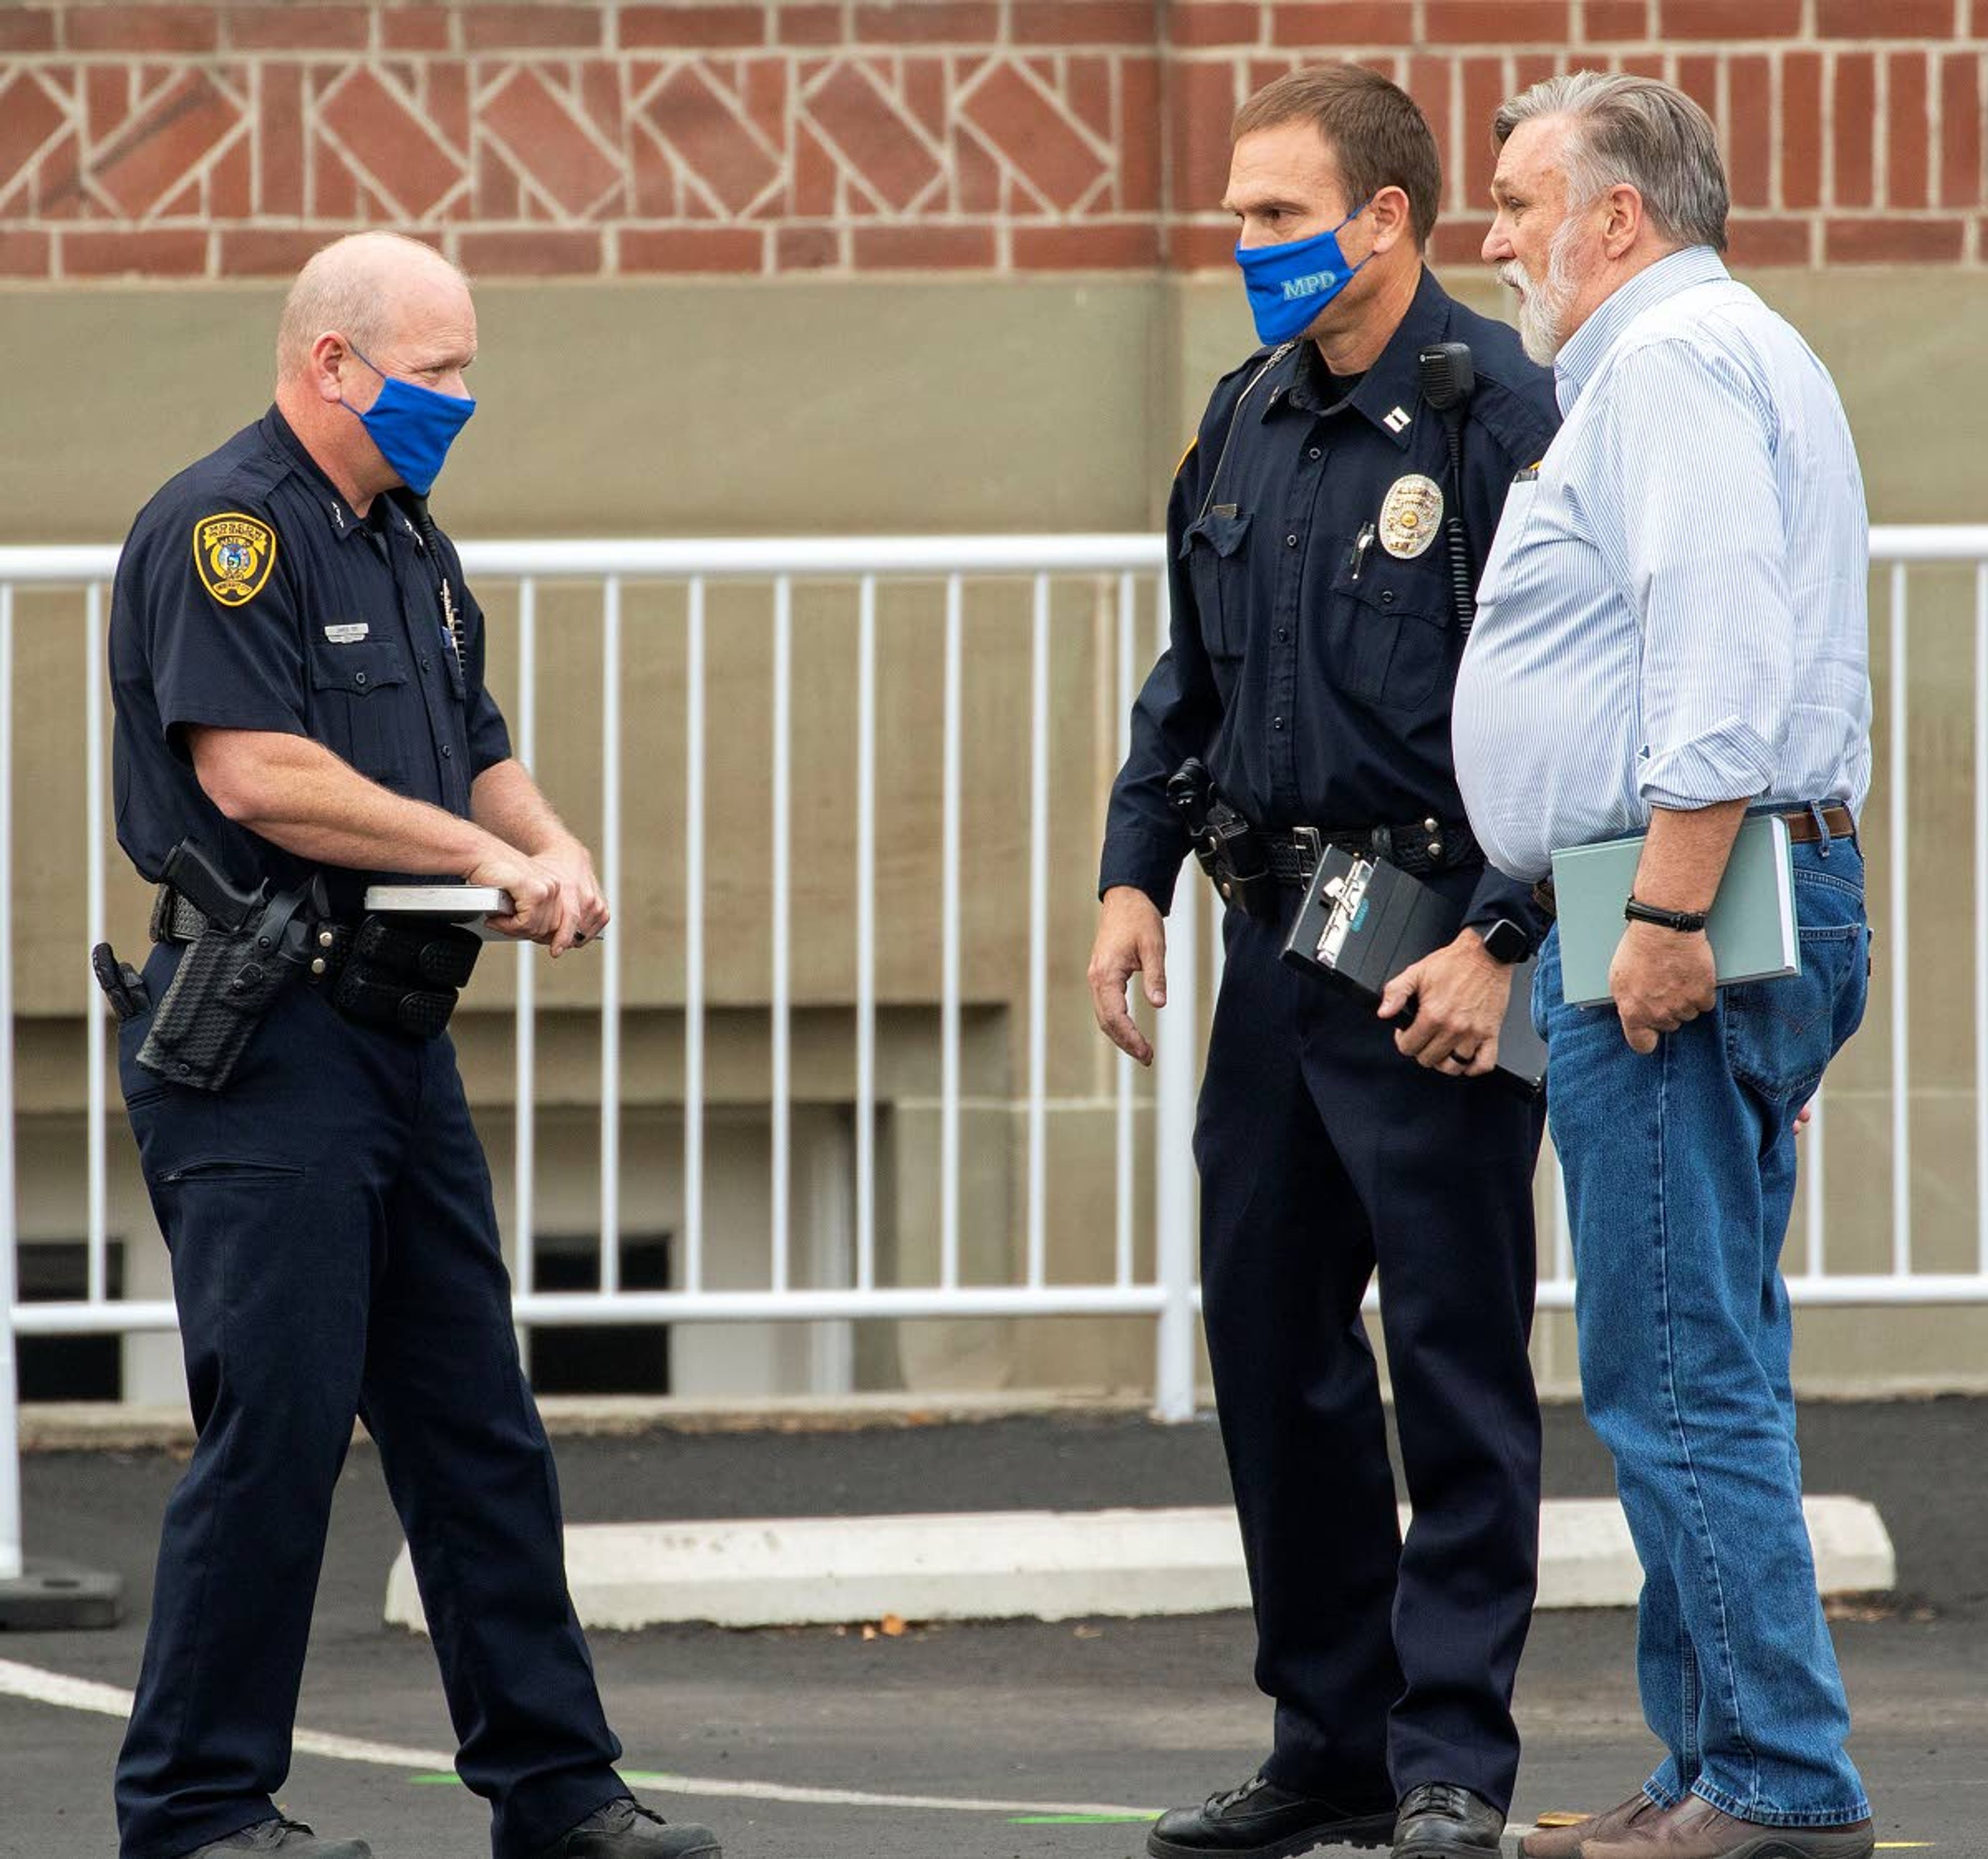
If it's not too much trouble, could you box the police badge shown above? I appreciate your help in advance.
[193,512,277,607]
[1377,474,1443,560]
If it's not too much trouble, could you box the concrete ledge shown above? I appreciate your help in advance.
[14,1391,1157,1453]
[24,1384,1987,1454]
[384,1497,1896,1633]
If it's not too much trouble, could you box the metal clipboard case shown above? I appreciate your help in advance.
[1280,846,1546,1098]
[364,884,513,920]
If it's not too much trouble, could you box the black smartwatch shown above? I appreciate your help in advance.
[1474,918,1530,964]
[1624,895,1710,934]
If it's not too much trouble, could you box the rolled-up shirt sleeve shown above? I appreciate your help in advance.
[1583,339,1793,811]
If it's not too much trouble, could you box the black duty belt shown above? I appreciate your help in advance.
[151,882,476,1040]
[152,881,350,976]
[1262,817,1483,887]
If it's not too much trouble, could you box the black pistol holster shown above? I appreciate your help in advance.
[114,844,488,1091]
[1167,758,1277,921]
[133,841,328,1092]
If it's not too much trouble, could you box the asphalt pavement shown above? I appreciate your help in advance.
[3,1399,1983,1858]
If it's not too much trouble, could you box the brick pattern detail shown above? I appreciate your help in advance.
[1,1,1981,277]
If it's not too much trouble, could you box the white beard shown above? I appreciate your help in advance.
[1508,272,1565,364]
[1498,218,1585,365]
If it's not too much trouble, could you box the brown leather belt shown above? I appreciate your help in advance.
[1784,802,1857,845]
[1531,803,1857,917]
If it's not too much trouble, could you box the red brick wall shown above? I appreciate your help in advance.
[1,1,1981,280]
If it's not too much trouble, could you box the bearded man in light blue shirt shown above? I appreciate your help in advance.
[1451,74,1876,1859]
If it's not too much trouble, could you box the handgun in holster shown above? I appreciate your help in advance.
[1167,758,1277,921]
[125,840,330,1093]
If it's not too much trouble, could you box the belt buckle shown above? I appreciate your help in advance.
[1291,825,1323,879]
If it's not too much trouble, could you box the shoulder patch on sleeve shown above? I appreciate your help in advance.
[192,512,278,608]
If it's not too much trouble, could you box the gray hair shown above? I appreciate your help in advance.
[1493,71,1728,254]
[276,231,469,376]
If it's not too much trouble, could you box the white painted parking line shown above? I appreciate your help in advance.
[6,1657,1927,1845]
[0,1655,456,1769]
[0,1657,1154,1818]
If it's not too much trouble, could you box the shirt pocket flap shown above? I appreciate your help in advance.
[309,638,407,696]
[1180,509,1253,560]
[1334,550,1450,628]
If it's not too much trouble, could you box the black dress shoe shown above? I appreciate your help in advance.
[186,1818,372,1857]
[529,1797,722,1859]
[1392,1783,1505,1857]
[1148,1772,1399,1858]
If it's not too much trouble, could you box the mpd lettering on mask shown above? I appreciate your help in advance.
[1233,201,1372,346]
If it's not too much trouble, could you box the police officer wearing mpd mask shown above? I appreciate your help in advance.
[1091,69,1559,1859]
[106,234,715,1859]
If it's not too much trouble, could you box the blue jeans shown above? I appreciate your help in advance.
[1533,836,1872,1827]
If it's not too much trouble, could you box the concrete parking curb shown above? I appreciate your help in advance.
[14,1392,1156,1453]
[26,1385,1986,1453]
[384,1496,1896,1632]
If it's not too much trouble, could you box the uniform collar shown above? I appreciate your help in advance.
[1266,266,1449,451]
[260,406,369,544]
[1553,244,1729,412]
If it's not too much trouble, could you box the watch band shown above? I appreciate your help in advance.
[1624,895,1709,934]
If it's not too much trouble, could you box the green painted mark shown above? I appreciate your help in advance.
[410,1774,464,1786]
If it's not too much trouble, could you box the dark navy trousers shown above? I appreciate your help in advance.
[1195,887,1544,1815]
[114,945,626,1859]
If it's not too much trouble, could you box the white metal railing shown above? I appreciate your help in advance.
[4,530,1988,1585]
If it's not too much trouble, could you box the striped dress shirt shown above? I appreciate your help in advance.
[1451,245,1873,882]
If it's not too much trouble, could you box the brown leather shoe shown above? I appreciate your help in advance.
[1582,1793,1875,1859]
[1521,1792,1663,1857]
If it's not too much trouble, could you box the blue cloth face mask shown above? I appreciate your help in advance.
[342,348,476,496]
[1235,202,1371,346]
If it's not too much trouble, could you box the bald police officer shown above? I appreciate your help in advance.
[108,234,715,1859]
[1091,68,1559,1859]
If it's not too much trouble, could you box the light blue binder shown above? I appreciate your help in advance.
[1552,812,1801,1008]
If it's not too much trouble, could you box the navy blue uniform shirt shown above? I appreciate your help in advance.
[110,408,511,906]
[1101,267,1559,934]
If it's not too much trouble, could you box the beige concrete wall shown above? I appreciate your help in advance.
[6,267,1987,1403]
[0,279,1174,542]
[5,266,1981,536]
